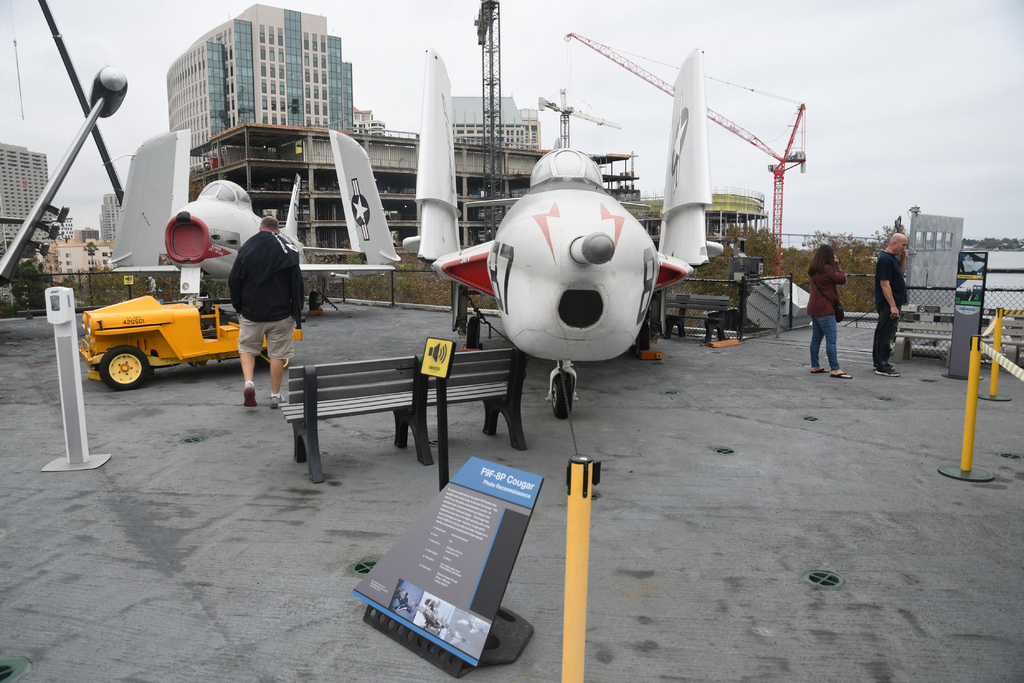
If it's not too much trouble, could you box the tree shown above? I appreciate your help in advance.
[1,260,49,316]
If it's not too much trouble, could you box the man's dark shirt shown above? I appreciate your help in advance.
[228,230,303,326]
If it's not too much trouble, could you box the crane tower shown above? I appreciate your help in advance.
[476,1,503,241]
[565,33,806,274]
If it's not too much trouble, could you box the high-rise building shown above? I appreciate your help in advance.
[0,143,48,219]
[167,4,354,155]
[451,97,542,150]
[99,193,121,242]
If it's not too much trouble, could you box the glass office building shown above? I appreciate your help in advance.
[167,4,353,154]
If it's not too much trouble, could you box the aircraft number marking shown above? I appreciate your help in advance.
[488,242,514,314]
[637,246,657,325]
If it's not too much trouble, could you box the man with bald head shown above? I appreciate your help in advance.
[873,232,909,376]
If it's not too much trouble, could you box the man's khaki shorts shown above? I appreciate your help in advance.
[237,316,295,359]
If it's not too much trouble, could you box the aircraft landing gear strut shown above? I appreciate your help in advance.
[548,360,578,419]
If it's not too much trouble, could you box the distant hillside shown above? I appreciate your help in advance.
[962,237,1022,251]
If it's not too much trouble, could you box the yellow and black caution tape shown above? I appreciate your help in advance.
[979,341,1024,382]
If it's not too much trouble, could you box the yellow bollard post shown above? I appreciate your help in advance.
[939,336,994,481]
[563,455,600,683]
[980,308,1011,402]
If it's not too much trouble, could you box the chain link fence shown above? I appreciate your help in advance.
[6,270,1023,363]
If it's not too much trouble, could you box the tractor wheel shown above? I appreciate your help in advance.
[98,345,150,391]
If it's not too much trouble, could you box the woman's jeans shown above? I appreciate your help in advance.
[810,314,839,371]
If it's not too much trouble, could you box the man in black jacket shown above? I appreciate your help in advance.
[228,216,303,408]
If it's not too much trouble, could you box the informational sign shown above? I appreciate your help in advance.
[352,457,543,666]
[122,275,134,285]
[421,337,455,379]
[948,251,987,379]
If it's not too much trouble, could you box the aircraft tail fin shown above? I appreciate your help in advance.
[111,130,189,267]
[413,48,460,261]
[329,131,400,265]
[283,174,301,242]
[659,49,713,267]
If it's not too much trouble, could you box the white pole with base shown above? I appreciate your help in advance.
[42,287,111,472]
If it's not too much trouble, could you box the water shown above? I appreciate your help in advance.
[983,251,1024,289]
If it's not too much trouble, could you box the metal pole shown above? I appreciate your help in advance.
[0,98,105,283]
[437,377,449,491]
[939,336,994,481]
[563,454,599,682]
[37,0,124,203]
[980,308,1010,402]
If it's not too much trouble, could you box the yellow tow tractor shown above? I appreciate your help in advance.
[80,296,300,391]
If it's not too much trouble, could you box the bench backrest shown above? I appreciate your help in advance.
[669,293,730,304]
[423,348,516,390]
[899,322,953,332]
[287,355,420,403]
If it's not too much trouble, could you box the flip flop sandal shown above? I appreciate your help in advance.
[830,372,852,379]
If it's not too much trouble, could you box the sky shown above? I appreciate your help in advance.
[2,0,1023,243]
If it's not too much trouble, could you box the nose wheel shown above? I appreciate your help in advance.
[549,361,577,419]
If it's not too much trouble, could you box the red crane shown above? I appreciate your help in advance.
[565,33,806,274]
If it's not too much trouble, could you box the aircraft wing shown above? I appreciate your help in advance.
[110,131,190,268]
[413,48,460,261]
[299,263,394,280]
[463,198,519,210]
[659,49,713,267]
[328,130,400,266]
[430,241,495,296]
[111,265,182,276]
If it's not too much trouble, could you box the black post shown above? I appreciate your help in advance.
[738,276,747,341]
[437,377,449,491]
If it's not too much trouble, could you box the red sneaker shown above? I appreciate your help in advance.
[243,385,257,407]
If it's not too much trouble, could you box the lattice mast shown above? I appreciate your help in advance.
[476,1,503,241]
[565,32,806,274]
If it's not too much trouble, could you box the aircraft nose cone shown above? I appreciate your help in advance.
[570,232,615,265]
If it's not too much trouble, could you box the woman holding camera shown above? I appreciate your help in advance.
[807,244,850,379]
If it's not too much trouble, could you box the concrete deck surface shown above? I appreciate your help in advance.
[1,304,1022,682]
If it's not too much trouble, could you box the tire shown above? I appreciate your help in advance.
[98,345,150,391]
[466,315,482,350]
[308,290,321,311]
[552,372,574,419]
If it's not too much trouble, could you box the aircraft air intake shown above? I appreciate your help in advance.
[558,290,603,329]
[165,212,222,264]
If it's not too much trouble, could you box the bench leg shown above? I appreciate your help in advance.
[483,399,528,451]
[296,419,324,484]
[394,409,433,466]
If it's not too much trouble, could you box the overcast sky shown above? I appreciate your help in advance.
[2,0,1023,242]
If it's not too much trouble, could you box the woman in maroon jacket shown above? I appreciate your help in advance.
[807,244,851,378]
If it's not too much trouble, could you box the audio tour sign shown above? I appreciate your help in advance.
[352,457,543,666]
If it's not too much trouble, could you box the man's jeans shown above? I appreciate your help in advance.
[873,308,900,369]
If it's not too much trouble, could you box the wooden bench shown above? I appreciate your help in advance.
[280,348,528,483]
[893,305,953,363]
[664,293,734,342]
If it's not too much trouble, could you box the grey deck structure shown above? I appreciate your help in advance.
[2,305,1022,682]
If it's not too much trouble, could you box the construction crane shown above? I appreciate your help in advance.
[538,89,621,149]
[565,32,806,274]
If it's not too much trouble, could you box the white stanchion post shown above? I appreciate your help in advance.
[42,287,111,472]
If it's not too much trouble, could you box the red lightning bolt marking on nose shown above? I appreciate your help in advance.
[532,203,560,262]
[601,204,625,246]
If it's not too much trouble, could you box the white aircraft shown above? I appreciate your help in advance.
[110,129,399,299]
[402,48,722,417]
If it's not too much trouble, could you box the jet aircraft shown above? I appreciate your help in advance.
[110,129,400,300]
[402,48,722,417]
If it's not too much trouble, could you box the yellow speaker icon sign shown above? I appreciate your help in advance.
[421,338,455,378]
